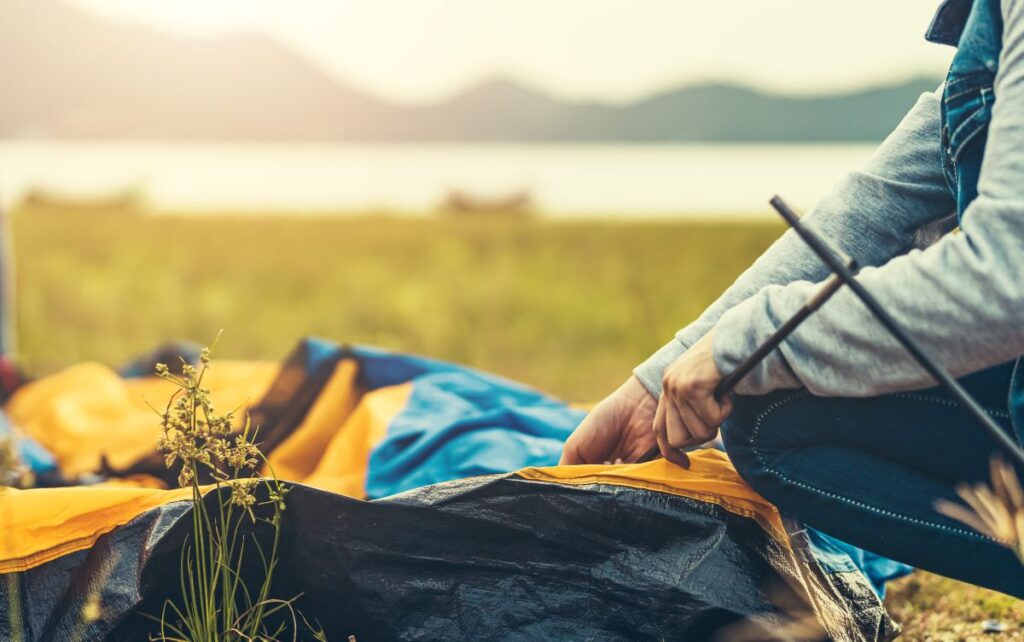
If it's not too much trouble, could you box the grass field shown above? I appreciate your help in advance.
[8,204,1024,638]
[10,205,777,400]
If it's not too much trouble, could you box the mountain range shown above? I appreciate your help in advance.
[0,0,941,142]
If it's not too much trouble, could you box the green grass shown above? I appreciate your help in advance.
[9,204,1023,636]
[11,206,778,401]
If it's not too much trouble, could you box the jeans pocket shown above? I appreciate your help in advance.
[943,73,993,155]
[940,70,994,212]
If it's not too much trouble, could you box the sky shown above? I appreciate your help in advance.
[67,0,954,104]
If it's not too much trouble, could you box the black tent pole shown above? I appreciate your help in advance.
[769,195,1024,469]
[637,196,1024,468]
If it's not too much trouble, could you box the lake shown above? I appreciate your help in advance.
[0,142,877,218]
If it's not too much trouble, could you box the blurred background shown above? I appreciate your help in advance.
[0,0,952,399]
[8,4,1024,630]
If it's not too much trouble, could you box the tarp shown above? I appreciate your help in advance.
[0,339,904,641]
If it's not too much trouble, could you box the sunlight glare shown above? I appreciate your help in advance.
[71,0,253,35]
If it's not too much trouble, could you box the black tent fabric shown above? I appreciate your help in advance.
[5,474,896,642]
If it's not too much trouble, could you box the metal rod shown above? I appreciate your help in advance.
[714,268,853,397]
[635,195,1024,468]
[769,195,1024,468]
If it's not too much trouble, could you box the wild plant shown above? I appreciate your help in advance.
[150,341,295,642]
[0,435,27,642]
[936,456,1024,565]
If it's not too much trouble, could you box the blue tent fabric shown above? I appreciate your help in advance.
[323,343,585,498]
[807,529,914,599]
[337,340,913,598]
[365,370,585,498]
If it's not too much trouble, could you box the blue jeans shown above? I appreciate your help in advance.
[721,361,1024,598]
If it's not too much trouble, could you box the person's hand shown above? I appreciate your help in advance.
[654,331,732,465]
[560,375,658,465]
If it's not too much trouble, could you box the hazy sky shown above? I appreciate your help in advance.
[67,0,954,104]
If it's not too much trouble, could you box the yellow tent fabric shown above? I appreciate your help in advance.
[5,361,278,477]
[0,485,193,574]
[0,451,776,574]
[250,356,413,496]
[517,452,786,543]
[295,382,412,497]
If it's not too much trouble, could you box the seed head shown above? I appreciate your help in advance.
[936,456,1024,564]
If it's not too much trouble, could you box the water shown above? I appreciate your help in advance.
[0,141,876,218]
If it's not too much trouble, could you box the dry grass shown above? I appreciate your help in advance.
[8,204,1022,636]
[886,573,1024,641]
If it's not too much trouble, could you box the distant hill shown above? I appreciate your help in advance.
[0,0,940,142]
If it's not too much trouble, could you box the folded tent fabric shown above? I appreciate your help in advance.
[0,460,898,641]
[349,344,587,498]
[4,360,279,478]
[0,338,908,641]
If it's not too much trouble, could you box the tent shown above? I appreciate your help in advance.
[0,338,905,641]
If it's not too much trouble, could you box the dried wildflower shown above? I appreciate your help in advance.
[227,478,259,512]
[0,437,18,484]
[267,485,289,512]
[936,456,1024,564]
[1,436,29,642]
[151,339,297,642]
[0,436,32,488]
[154,349,261,509]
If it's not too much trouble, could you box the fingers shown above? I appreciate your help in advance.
[659,386,715,450]
[559,425,587,464]
[560,390,641,465]
[654,396,691,468]
[688,392,733,436]
[662,378,732,448]
[665,396,692,448]
[624,433,659,464]
[559,409,607,465]
[558,438,583,465]
[719,393,734,420]
[671,399,712,450]
[653,396,671,459]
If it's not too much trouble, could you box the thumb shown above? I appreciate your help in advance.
[559,440,583,465]
[559,403,615,465]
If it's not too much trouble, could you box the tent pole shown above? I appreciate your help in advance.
[638,196,1024,468]
[769,195,1024,468]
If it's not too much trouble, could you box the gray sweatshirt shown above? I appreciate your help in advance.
[635,0,1024,399]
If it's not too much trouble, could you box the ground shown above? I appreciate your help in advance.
[8,204,1022,636]
[886,574,1024,640]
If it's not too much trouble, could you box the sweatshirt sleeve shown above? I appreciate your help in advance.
[633,86,955,398]
[711,0,1024,397]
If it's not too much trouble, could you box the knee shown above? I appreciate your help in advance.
[720,391,804,497]
[720,393,776,460]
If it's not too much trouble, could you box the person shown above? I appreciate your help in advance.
[560,0,1024,598]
